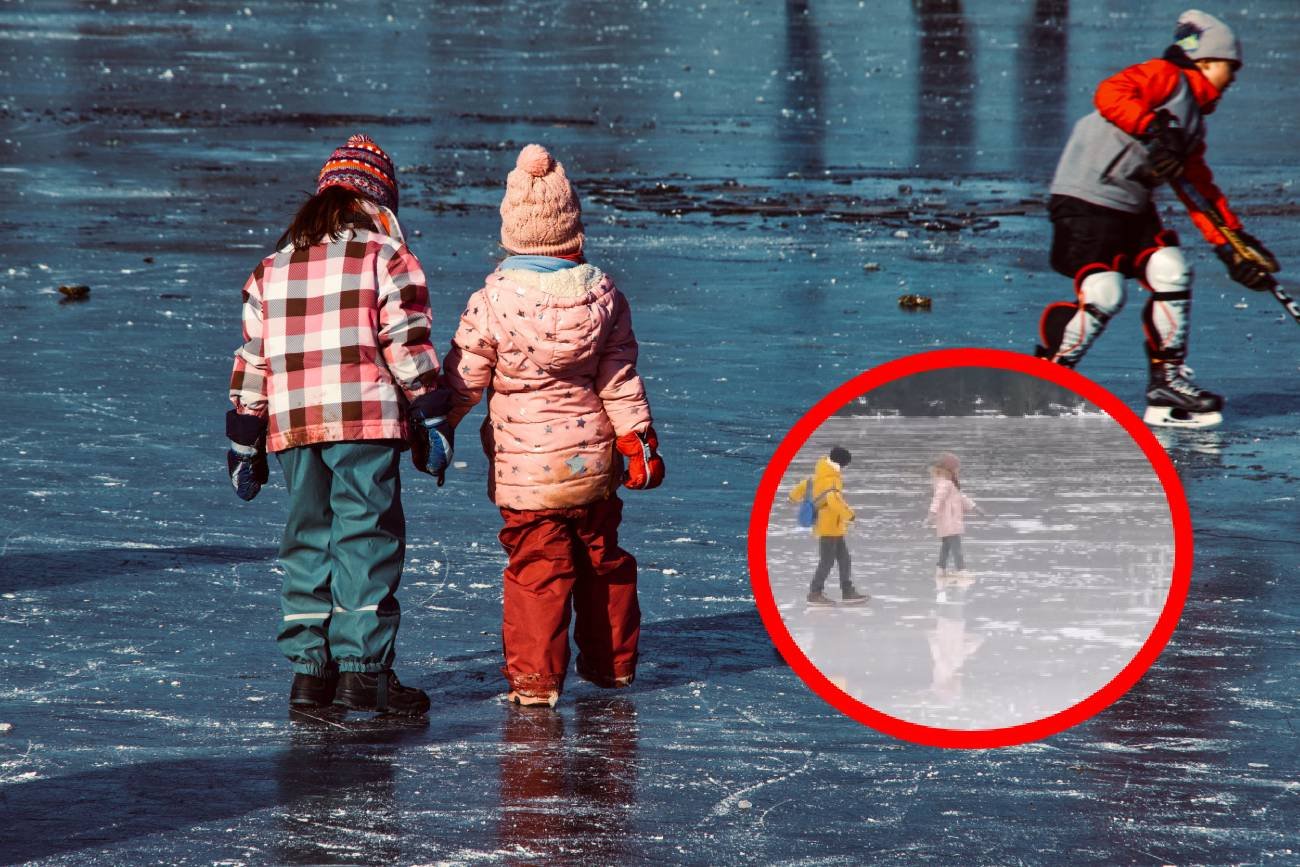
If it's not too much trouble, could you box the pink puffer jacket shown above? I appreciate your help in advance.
[929,478,975,537]
[442,264,652,511]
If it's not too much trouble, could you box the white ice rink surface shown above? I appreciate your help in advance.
[767,415,1174,730]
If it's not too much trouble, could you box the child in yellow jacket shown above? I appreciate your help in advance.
[788,446,869,606]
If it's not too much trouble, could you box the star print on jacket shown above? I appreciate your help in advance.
[441,263,653,509]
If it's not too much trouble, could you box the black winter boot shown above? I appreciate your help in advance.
[334,670,430,717]
[840,588,870,605]
[289,667,338,708]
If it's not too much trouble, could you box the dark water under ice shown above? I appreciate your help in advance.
[1,0,1298,863]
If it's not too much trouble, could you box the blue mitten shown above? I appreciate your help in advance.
[226,410,269,501]
[409,389,455,486]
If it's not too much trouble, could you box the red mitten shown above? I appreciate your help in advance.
[616,426,665,490]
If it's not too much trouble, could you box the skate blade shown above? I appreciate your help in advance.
[1144,405,1223,429]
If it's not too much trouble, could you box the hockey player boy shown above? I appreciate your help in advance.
[1034,9,1278,427]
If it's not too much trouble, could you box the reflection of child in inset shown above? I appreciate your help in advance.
[788,446,869,607]
[924,452,981,591]
[926,601,985,706]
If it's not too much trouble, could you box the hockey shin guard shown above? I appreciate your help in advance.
[1037,265,1125,366]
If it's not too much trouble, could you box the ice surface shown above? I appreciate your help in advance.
[768,416,1172,730]
[1,0,1299,863]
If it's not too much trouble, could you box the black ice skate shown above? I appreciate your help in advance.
[1144,360,1224,429]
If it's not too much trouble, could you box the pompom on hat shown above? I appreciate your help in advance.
[499,143,585,257]
[318,133,399,213]
[1172,9,1242,67]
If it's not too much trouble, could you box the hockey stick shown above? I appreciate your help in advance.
[1169,177,1300,326]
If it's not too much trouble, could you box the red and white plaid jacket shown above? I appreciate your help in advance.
[229,210,440,453]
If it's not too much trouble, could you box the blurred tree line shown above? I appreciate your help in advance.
[837,368,1091,417]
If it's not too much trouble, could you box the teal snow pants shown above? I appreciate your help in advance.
[275,441,405,676]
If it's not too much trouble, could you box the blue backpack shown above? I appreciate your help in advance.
[796,479,816,528]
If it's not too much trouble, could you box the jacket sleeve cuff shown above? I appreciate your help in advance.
[226,409,268,447]
[409,387,454,421]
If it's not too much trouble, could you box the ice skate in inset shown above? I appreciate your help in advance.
[840,587,870,606]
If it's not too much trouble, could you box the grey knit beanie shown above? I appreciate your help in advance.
[1173,10,1241,66]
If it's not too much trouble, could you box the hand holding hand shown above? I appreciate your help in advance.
[409,388,455,486]
[616,426,665,490]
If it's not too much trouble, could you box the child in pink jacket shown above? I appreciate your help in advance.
[441,144,665,708]
[925,452,979,587]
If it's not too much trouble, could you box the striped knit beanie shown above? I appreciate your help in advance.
[499,144,584,257]
[317,133,399,213]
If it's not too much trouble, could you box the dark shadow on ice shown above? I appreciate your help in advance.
[0,545,276,593]
[1015,0,1070,172]
[779,0,826,177]
[435,610,779,702]
[913,0,975,173]
[0,723,426,863]
[627,609,779,684]
[0,757,285,862]
[497,697,638,862]
[271,720,424,864]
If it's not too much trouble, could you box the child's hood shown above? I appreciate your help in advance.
[813,456,843,488]
[482,264,616,374]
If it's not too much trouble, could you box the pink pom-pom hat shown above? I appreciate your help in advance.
[499,143,584,257]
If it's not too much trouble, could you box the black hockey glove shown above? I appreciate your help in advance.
[1234,230,1279,273]
[1216,243,1276,291]
[408,388,455,486]
[1143,110,1188,184]
[226,410,269,501]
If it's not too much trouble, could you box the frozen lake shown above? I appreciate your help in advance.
[2,0,1299,863]
[768,416,1173,730]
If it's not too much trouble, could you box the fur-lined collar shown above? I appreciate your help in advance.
[499,263,605,298]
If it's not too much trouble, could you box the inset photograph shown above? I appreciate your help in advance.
[750,350,1190,746]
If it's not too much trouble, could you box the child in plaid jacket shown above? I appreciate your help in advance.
[227,134,450,716]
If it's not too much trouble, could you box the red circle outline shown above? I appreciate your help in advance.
[746,348,1192,749]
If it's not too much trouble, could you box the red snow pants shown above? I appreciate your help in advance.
[497,495,640,698]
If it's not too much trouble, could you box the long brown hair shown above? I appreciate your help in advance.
[277,185,377,250]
